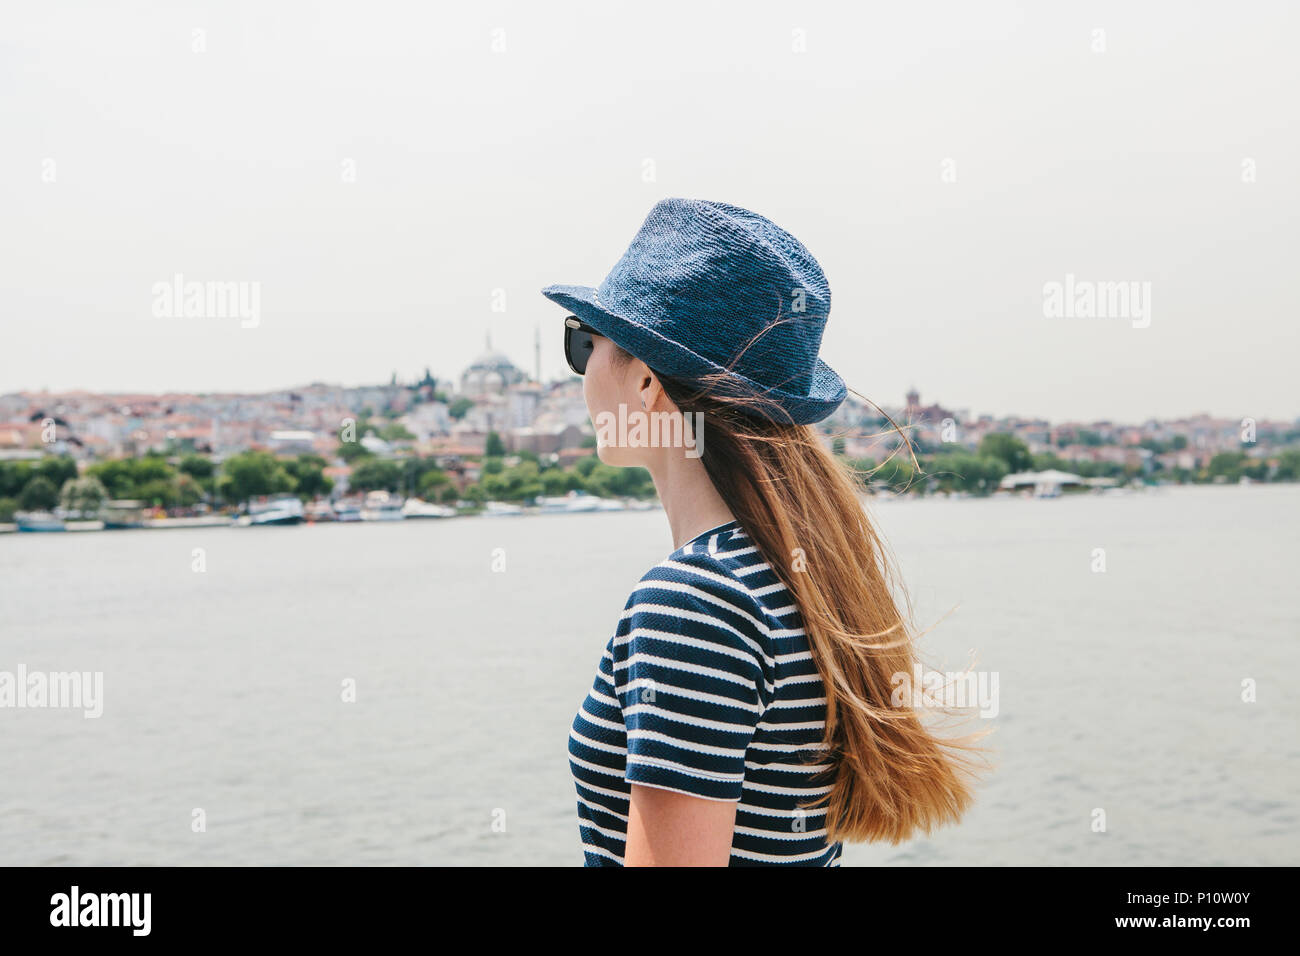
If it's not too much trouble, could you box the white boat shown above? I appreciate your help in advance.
[401,497,457,519]
[66,520,106,532]
[361,490,406,521]
[247,495,304,526]
[103,500,147,529]
[483,501,524,516]
[536,491,602,513]
[145,515,235,529]
[1001,469,1081,498]
[16,511,66,532]
[332,498,363,522]
[305,500,337,522]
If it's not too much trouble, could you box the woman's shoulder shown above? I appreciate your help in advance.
[621,546,771,643]
[634,543,754,596]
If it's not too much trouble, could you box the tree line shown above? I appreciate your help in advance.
[3,431,1296,521]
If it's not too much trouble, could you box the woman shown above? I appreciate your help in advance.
[543,198,987,866]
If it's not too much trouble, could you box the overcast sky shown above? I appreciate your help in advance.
[1,0,1296,423]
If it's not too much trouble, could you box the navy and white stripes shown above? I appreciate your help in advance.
[568,519,844,866]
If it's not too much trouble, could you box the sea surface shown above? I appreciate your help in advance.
[1,483,1296,865]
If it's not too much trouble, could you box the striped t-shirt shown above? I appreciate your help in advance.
[568,518,844,866]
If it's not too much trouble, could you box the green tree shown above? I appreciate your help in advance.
[1274,449,1300,481]
[580,463,655,498]
[127,455,176,486]
[0,462,31,498]
[178,455,217,497]
[978,433,1034,473]
[924,453,1009,495]
[337,441,372,463]
[1206,452,1247,482]
[286,454,333,499]
[37,456,78,490]
[448,397,474,420]
[222,451,295,503]
[1242,458,1269,481]
[60,475,108,516]
[417,469,451,499]
[84,460,135,499]
[349,459,402,492]
[476,461,546,502]
[863,456,919,493]
[505,461,544,501]
[135,478,180,508]
[179,455,215,481]
[541,468,580,495]
[85,455,180,500]
[485,431,506,457]
[176,473,205,508]
[19,475,59,511]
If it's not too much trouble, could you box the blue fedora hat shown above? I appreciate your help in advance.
[541,197,847,425]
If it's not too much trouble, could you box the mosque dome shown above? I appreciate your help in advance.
[461,339,525,397]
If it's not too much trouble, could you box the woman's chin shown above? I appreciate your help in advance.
[595,443,636,468]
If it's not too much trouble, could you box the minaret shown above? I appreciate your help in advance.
[534,323,541,384]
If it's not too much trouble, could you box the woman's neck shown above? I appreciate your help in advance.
[646,451,735,551]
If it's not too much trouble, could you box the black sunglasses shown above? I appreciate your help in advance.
[564,316,600,375]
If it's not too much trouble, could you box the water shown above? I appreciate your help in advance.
[1,484,1296,865]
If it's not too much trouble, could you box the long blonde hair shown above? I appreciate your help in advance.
[618,347,992,845]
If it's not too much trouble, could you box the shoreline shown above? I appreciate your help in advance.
[4,481,1287,536]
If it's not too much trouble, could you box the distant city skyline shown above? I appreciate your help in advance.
[6,358,1295,431]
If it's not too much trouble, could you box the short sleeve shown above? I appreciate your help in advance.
[611,553,770,801]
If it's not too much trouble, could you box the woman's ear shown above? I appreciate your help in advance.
[638,372,661,412]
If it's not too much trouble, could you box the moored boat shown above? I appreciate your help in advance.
[246,495,304,526]
[102,500,147,529]
[401,497,457,519]
[15,511,66,532]
[145,515,235,529]
[332,497,363,522]
[305,500,337,522]
[361,490,406,521]
[536,491,601,514]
